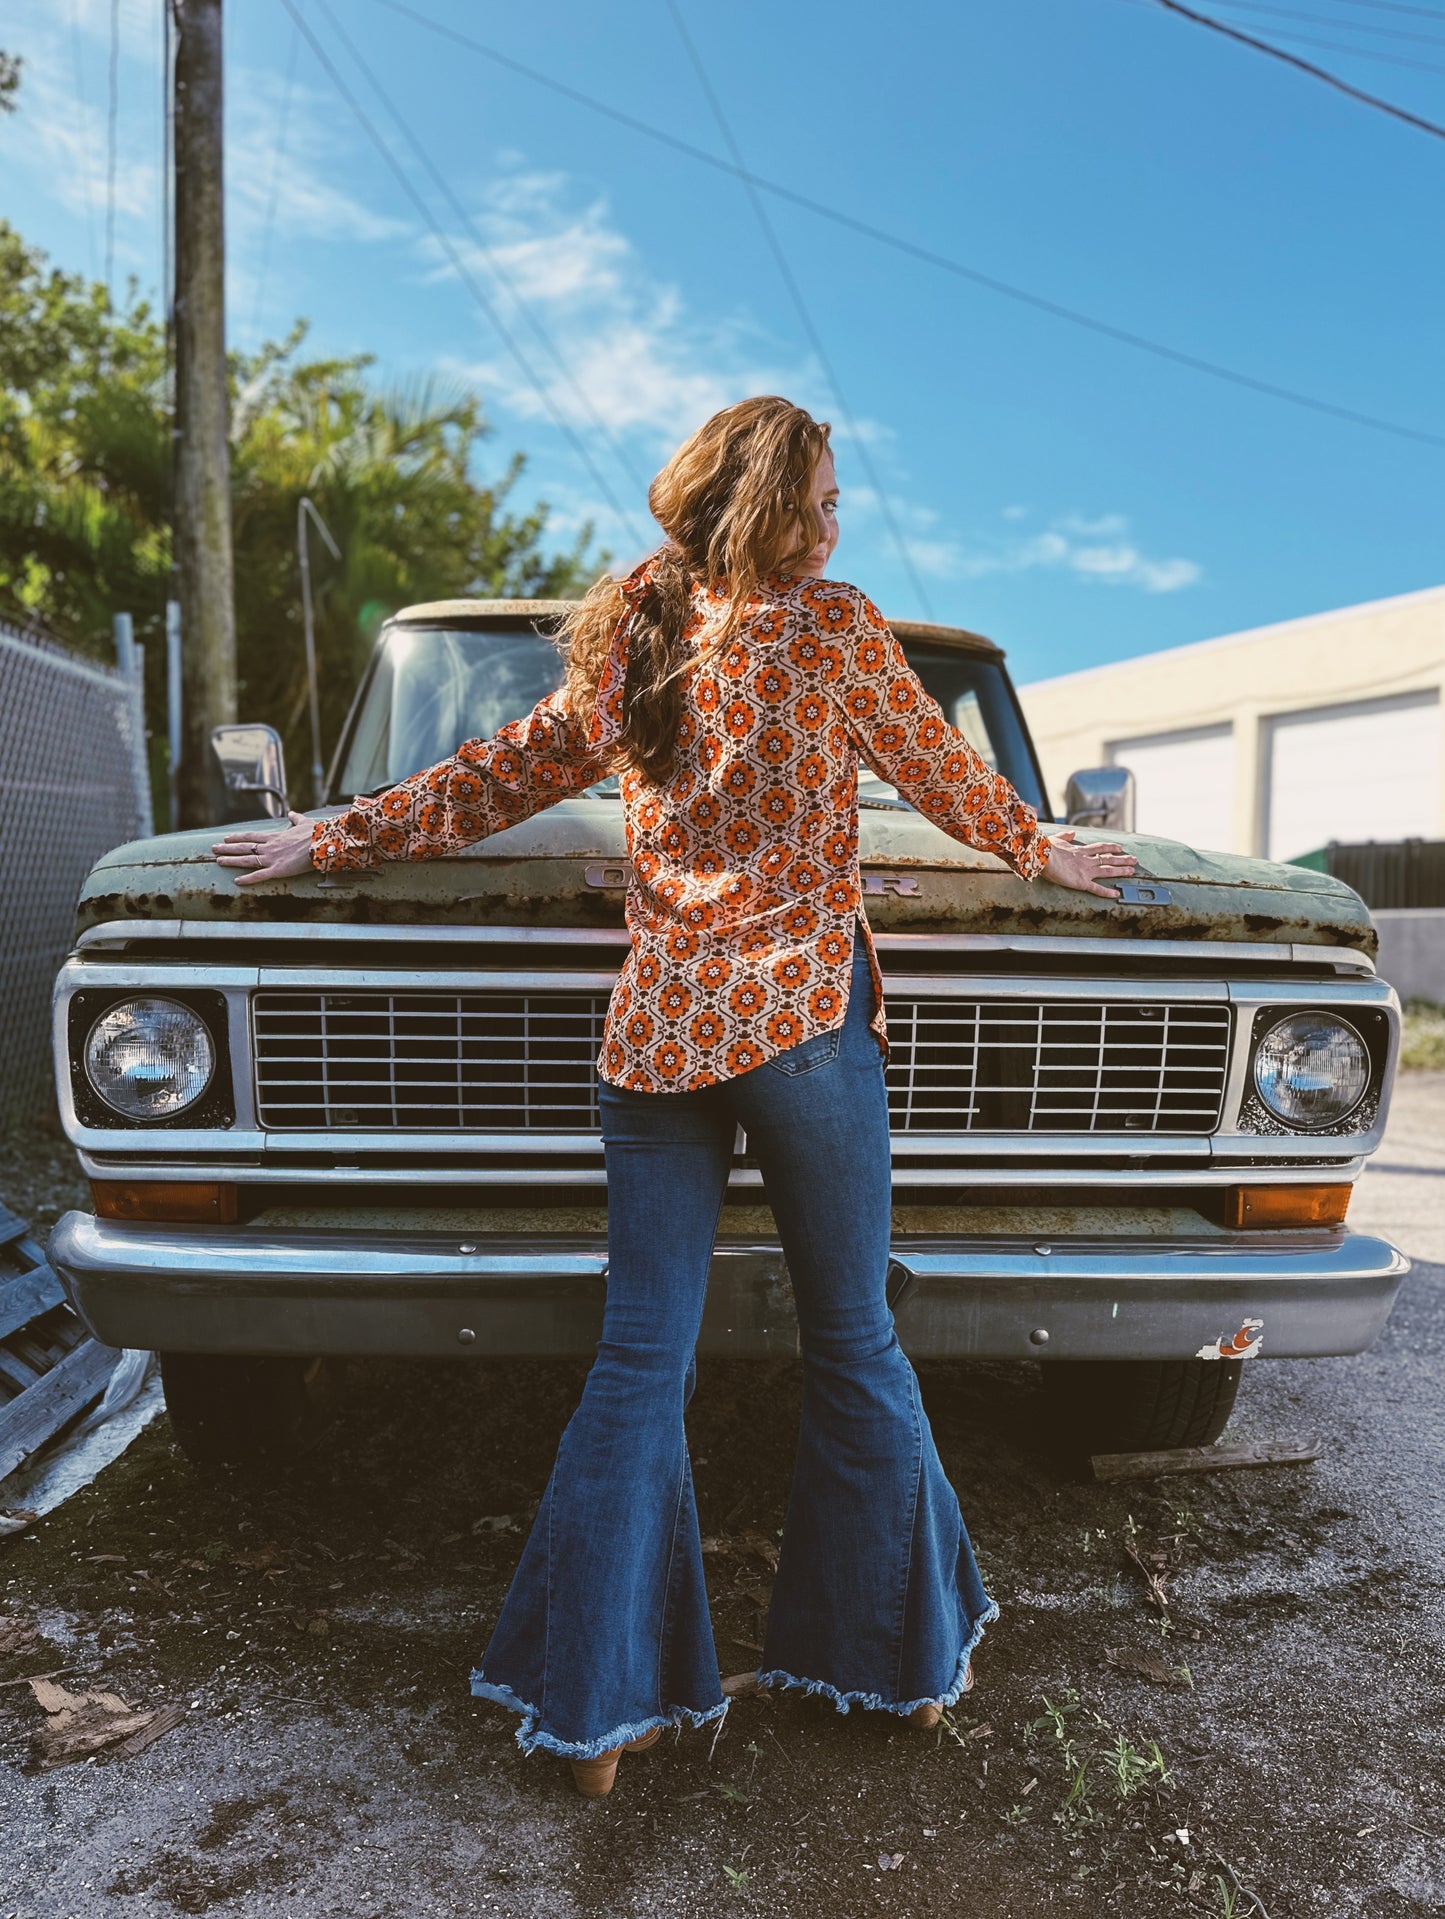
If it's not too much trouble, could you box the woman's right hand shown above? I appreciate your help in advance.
[213,811,320,886]
[1042,828,1138,900]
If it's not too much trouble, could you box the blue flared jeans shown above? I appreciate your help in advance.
[471,933,997,1758]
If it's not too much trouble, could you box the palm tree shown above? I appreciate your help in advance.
[231,348,596,786]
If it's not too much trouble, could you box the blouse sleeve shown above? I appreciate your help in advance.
[826,588,1051,881]
[310,688,605,872]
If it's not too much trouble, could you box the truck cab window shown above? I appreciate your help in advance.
[330,622,1045,815]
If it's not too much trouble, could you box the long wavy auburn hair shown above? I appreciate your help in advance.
[561,397,832,785]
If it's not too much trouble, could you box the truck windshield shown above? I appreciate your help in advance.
[331,621,1047,815]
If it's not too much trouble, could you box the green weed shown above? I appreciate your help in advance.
[1026,1686,1172,1830]
[1104,1731,1170,1798]
[1402,1000,1445,1070]
[1211,1873,1241,1916]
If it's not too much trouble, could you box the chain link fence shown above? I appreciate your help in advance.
[0,617,152,1133]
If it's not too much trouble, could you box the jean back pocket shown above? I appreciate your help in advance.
[768,1027,842,1077]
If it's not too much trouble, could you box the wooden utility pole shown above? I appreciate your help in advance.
[171,0,236,827]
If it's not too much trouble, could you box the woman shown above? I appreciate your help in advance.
[217,397,1135,1797]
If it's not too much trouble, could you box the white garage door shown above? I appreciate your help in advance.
[1264,692,1441,864]
[1107,724,1235,852]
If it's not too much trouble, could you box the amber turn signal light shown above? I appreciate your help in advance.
[91,1180,238,1224]
[1225,1184,1351,1229]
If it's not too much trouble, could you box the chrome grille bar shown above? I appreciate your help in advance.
[885,998,1230,1133]
[253,991,609,1132]
[252,988,1231,1136]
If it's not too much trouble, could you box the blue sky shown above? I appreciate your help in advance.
[4,0,1442,684]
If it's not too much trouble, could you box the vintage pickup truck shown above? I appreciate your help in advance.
[49,599,1408,1466]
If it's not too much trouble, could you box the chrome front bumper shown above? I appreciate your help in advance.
[49,1213,1408,1362]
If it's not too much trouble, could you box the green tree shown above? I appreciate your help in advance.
[0,221,600,814]
[0,224,171,644]
[229,333,593,792]
[0,52,21,115]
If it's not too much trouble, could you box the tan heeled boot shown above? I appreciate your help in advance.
[568,1725,662,1798]
[908,1660,975,1730]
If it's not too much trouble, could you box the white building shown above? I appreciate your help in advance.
[1018,583,1445,863]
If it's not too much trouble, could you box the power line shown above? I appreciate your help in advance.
[1149,0,1445,140]
[309,0,652,505]
[1215,19,1445,73]
[365,0,1445,455]
[250,19,299,340]
[276,0,649,548]
[663,0,933,617]
[1208,0,1445,46]
[1120,0,1445,54]
[105,0,120,299]
[162,2,173,346]
[163,0,177,605]
[1331,0,1445,19]
[68,0,98,282]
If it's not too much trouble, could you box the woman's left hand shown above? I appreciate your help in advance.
[1042,828,1138,899]
[213,810,319,886]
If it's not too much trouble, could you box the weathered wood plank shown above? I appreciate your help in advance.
[0,1349,42,1395]
[0,1202,29,1247]
[10,1331,55,1371]
[0,1339,120,1481]
[1090,1438,1323,1483]
[0,1268,65,1344]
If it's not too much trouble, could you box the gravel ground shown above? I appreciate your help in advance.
[0,1083,1442,1918]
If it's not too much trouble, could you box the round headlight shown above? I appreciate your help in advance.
[84,997,216,1120]
[1253,1012,1369,1130]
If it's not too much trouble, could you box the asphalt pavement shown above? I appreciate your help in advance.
[1,1079,1442,1918]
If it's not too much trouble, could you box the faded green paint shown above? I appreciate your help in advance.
[72,599,1375,952]
[75,797,1375,952]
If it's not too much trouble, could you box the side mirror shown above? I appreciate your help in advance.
[1064,765,1136,834]
[211,724,289,823]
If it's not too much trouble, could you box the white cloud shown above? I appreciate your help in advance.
[424,165,822,449]
[227,71,411,251]
[5,9,403,311]
[61,0,155,38]
[836,485,963,582]
[834,496,1200,595]
[520,477,656,575]
[5,14,160,241]
[1058,512,1128,538]
[952,512,1202,595]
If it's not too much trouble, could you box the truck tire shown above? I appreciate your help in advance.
[159,1353,334,1469]
[1040,1358,1242,1456]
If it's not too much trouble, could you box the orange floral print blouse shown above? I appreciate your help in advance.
[311,566,1051,1093]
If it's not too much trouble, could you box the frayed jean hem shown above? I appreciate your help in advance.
[755,1597,999,1718]
[470,1672,729,1760]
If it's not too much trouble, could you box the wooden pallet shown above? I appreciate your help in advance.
[0,1200,118,1486]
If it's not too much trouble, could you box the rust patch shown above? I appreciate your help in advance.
[70,831,1377,955]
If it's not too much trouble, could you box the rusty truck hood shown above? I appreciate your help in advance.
[74,798,1375,953]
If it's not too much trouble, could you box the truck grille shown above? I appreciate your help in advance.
[886,998,1231,1133]
[252,990,1231,1135]
[253,991,607,1132]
